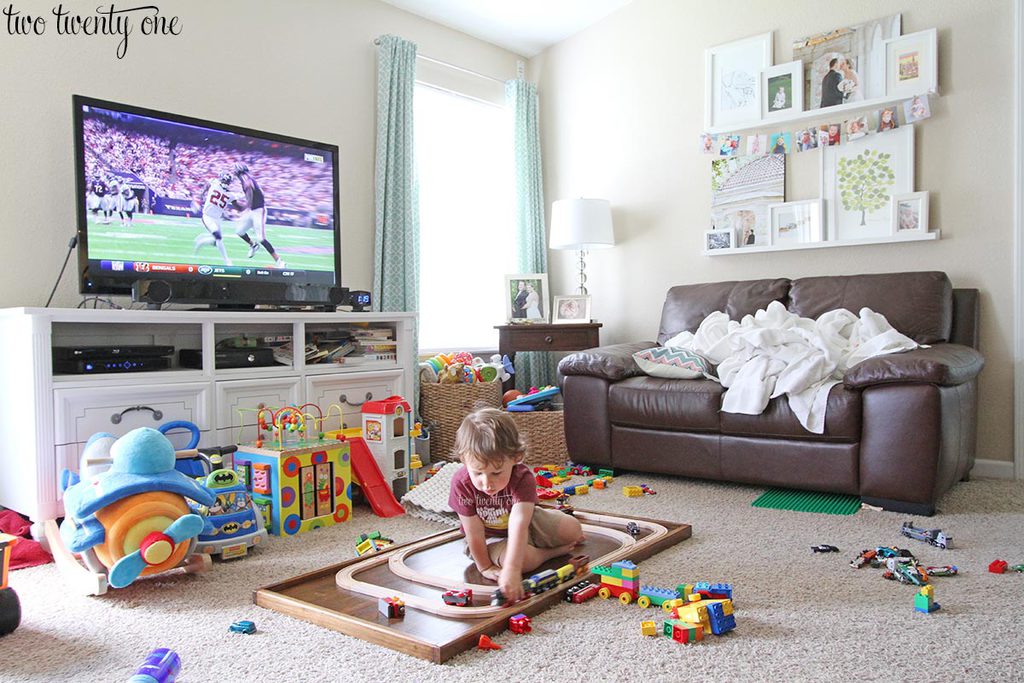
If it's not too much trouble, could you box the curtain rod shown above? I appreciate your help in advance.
[373,37,509,85]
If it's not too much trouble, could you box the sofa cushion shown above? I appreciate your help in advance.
[788,271,952,344]
[608,376,722,432]
[632,347,717,380]
[657,278,791,344]
[719,383,861,442]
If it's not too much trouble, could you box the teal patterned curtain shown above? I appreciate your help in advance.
[373,34,420,402]
[373,34,420,314]
[506,79,556,390]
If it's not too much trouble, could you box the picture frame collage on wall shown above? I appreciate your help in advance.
[702,15,938,253]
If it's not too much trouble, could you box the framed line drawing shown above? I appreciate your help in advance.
[705,32,773,129]
[884,28,938,99]
[823,124,915,241]
[761,61,804,122]
[891,191,929,235]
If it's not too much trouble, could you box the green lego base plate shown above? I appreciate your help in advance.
[751,488,860,515]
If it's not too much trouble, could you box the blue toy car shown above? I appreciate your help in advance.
[229,620,256,634]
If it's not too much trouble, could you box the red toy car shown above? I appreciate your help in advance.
[442,589,473,606]
[509,613,532,634]
[564,580,600,604]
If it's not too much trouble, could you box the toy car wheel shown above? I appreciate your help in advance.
[598,587,611,600]
[637,596,651,609]
[619,593,633,606]
[662,601,677,614]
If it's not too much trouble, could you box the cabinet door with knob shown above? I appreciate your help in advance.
[215,377,302,447]
[304,370,404,432]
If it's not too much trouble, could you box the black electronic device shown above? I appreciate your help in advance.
[338,289,371,312]
[179,348,278,369]
[54,357,172,374]
[74,95,342,309]
[53,345,175,360]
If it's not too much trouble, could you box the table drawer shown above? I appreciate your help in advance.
[305,370,403,432]
[503,328,599,351]
[54,381,211,447]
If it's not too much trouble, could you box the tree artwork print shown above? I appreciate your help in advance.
[837,149,895,226]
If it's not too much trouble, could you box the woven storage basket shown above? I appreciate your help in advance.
[420,382,502,462]
[511,410,568,468]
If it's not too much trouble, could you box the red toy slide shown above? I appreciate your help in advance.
[348,437,405,518]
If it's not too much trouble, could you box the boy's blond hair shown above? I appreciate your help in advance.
[453,407,527,469]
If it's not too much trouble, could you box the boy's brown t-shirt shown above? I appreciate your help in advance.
[448,463,538,536]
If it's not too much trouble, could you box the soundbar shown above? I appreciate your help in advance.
[53,345,175,360]
[54,357,172,374]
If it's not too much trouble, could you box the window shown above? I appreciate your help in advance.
[415,83,516,351]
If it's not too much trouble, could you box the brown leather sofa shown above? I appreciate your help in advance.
[558,272,984,515]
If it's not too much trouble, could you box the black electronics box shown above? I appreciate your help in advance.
[53,345,175,360]
[54,356,172,374]
[179,348,278,369]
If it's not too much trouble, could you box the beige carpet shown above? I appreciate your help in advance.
[4,473,1024,682]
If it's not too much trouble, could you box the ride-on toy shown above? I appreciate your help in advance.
[44,428,216,596]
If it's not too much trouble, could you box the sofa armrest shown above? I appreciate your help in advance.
[843,344,985,389]
[557,341,655,382]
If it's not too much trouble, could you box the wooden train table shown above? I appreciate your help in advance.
[254,509,691,662]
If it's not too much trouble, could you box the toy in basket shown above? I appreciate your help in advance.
[45,428,216,596]
[506,386,560,412]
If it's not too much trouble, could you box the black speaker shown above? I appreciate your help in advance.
[132,279,174,305]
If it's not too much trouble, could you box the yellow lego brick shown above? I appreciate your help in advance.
[641,620,657,636]
[551,476,568,485]
[920,585,934,597]
[687,593,701,602]
[620,567,639,579]
[623,486,643,497]
[720,599,734,615]
[576,485,589,495]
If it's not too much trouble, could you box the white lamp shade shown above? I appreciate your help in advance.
[549,198,615,250]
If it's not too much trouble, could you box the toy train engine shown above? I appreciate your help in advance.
[564,580,600,604]
[442,589,473,606]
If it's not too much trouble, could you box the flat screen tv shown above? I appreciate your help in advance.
[73,95,342,308]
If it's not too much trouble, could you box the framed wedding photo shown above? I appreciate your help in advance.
[884,28,938,99]
[770,200,823,246]
[891,191,929,235]
[505,273,549,323]
[552,295,592,324]
[761,61,804,121]
[704,32,773,129]
[704,229,735,252]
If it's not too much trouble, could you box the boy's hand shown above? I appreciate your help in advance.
[479,564,501,581]
[498,566,524,603]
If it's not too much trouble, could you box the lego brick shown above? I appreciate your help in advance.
[640,585,680,603]
[623,486,643,497]
[641,620,657,636]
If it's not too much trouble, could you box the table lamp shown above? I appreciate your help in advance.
[549,198,615,295]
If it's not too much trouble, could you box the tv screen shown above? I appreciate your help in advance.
[73,95,341,307]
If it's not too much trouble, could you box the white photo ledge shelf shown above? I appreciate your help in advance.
[703,229,939,256]
[707,90,935,136]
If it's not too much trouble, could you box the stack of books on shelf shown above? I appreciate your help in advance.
[344,327,397,364]
[304,330,357,365]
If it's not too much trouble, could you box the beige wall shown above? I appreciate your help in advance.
[532,0,1015,463]
[0,0,521,307]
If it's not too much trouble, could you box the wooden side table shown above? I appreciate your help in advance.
[495,322,602,392]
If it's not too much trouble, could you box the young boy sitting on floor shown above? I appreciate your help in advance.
[448,407,584,603]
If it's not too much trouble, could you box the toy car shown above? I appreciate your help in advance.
[442,589,473,606]
[900,521,952,550]
[812,544,840,553]
[626,522,640,537]
[229,619,257,634]
[564,580,600,604]
[192,467,268,560]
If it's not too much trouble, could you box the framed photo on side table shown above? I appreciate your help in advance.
[891,191,929,235]
[884,28,938,99]
[505,273,549,323]
[704,32,773,129]
[761,61,804,121]
[552,295,592,324]
[770,200,823,246]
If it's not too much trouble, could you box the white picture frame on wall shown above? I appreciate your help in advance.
[705,32,773,129]
[761,61,804,122]
[770,200,823,246]
[891,191,930,235]
[884,28,938,99]
[823,125,915,241]
[704,228,735,251]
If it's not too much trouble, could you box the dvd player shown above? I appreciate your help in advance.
[179,348,278,369]
[54,357,172,374]
[53,345,175,360]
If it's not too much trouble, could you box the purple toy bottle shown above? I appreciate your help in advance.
[128,648,180,683]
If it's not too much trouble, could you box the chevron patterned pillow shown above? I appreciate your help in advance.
[633,346,717,380]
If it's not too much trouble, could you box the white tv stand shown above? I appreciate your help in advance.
[0,307,416,530]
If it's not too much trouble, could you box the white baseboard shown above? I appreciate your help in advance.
[971,458,1017,480]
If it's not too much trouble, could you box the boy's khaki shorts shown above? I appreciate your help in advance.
[464,505,568,568]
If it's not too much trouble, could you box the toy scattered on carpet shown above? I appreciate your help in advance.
[812,544,840,553]
[356,531,394,556]
[229,619,257,634]
[987,559,1024,574]
[565,580,600,603]
[129,647,181,683]
[56,428,216,591]
[0,534,20,636]
[914,585,941,614]
[509,613,532,634]
[900,521,952,550]
[477,634,502,651]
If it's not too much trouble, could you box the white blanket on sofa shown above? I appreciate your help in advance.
[665,301,918,434]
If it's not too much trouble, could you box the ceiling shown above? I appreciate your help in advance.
[380,0,632,57]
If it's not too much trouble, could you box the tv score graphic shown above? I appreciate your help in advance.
[100,260,298,280]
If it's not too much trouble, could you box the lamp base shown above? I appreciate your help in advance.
[576,249,588,295]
